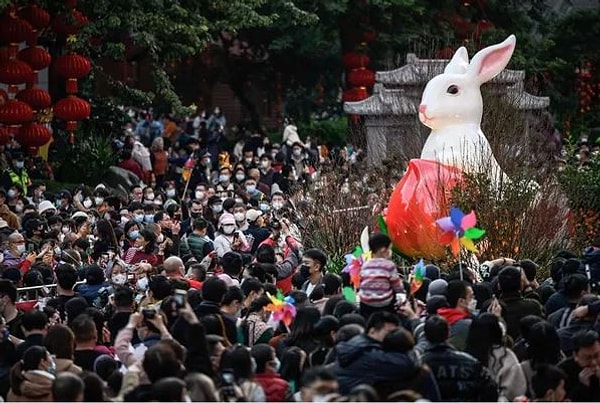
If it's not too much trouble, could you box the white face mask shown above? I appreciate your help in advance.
[14,161,24,169]
[468,298,478,313]
[7,189,16,199]
[14,204,23,213]
[260,160,270,169]
[145,193,155,200]
[166,189,176,198]
[234,212,245,222]
[83,199,93,209]
[219,174,230,183]
[235,173,245,182]
[272,201,284,210]
[62,226,70,234]
[195,191,205,200]
[212,205,223,213]
[16,244,26,254]
[112,274,127,285]
[94,197,104,205]
[222,225,235,235]
[246,185,256,194]
[136,276,149,291]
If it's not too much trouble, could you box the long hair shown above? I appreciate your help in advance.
[10,346,48,395]
[280,346,304,386]
[96,219,119,253]
[527,321,562,367]
[465,313,503,367]
[287,306,321,347]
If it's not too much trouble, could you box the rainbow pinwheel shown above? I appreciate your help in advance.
[436,206,486,257]
[342,227,372,289]
[410,259,426,295]
[265,290,296,327]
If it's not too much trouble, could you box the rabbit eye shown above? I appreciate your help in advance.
[446,85,459,95]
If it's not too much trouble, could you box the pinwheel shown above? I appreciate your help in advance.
[342,227,372,289]
[265,290,296,327]
[410,259,426,295]
[436,206,486,257]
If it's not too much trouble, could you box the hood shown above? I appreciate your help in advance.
[438,307,470,325]
[335,334,380,367]
[20,370,54,398]
[55,358,82,374]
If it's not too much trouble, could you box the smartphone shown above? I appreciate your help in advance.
[27,244,34,253]
[142,308,157,320]
[396,293,407,305]
[174,289,187,308]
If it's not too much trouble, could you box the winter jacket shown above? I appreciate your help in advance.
[559,356,600,402]
[421,342,498,401]
[487,346,527,401]
[558,319,600,355]
[437,307,472,351]
[252,372,292,402]
[55,358,82,374]
[333,333,417,394]
[7,370,54,402]
[499,292,544,340]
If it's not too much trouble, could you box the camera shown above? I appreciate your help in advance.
[173,289,187,309]
[142,308,157,320]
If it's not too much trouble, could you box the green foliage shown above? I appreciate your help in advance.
[558,155,600,211]
[297,117,348,146]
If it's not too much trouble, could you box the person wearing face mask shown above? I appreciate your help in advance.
[232,203,248,231]
[205,195,224,231]
[180,217,214,261]
[214,213,249,258]
[233,168,246,185]
[164,183,178,200]
[251,344,292,402]
[436,280,479,352]
[0,188,19,229]
[215,167,237,199]
[258,154,275,188]
[244,178,265,202]
[7,346,56,402]
[1,152,31,198]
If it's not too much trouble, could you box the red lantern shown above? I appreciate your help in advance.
[347,68,376,88]
[16,88,52,110]
[0,59,34,85]
[54,53,91,78]
[19,4,51,31]
[51,10,89,37]
[0,7,33,45]
[54,95,91,127]
[0,89,7,106]
[18,46,51,71]
[0,47,12,62]
[342,52,370,70]
[362,30,377,43]
[0,99,34,125]
[0,125,10,145]
[342,87,369,103]
[474,19,494,38]
[16,122,51,148]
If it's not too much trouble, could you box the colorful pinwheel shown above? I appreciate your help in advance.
[265,290,296,327]
[436,206,486,257]
[342,227,372,289]
[410,259,426,295]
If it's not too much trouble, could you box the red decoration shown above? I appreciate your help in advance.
[342,87,369,102]
[436,47,456,59]
[54,95,91,123]
[0,7,33,45]
[0,99,34,125]
[0,89,8,106]
[342,52,370,70]
[19,3,51,31]
[18,46,51,71]
[51,10,89,37]
[347,68,376,88]
[17,122,51,148]
[475,19,494,38]
[362,30,377,43]
[54,53,91,79]
[386,160,464,259]
[0,47,12,62]
[0,59,34,85]
[0,126,10,145]
[16,88,52,110]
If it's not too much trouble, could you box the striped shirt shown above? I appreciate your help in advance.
[358,258,403,307]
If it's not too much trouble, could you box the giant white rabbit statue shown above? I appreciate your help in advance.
[419,35,516,184]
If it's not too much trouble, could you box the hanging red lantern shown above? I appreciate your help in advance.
[0,47,12,62]
[0,7,33,46]
[51,10,89,37]
[16,122,51,148]
[0,99,34,125]
[16,88,52,110]
[54,53,91,78]
[18,3,51,31]
[0,89,7,106]
[0,126,10,145]
[18,46,51,72]
[343,52,370,70]
[342,87,369,103]
[347,68,376,88]
[0,59,34,86]
[361,30,377,43]
[54,95,91,128]
[474,19,495,38]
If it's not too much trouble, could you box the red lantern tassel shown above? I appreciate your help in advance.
[66,78,78,95]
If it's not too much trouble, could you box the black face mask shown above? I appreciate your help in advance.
[300,264,310,278]
[190,212,201,219]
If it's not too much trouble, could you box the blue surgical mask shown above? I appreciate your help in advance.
[259,203,269,212]
[246,185,257,194]
[219,174,230,183]
[134,214,144,223]
[129,230,139,240]
[144,214,154,223]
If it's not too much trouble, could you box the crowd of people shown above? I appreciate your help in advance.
[0,108,598,402]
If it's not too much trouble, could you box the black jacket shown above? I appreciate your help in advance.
[559,357,600,402]
[421,342,498,402]
[333,334,417,394]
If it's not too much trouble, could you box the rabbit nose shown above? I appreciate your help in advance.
[418,104,427,114]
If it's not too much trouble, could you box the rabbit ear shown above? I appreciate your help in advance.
[467,35,516,85]
[444,47,469,74]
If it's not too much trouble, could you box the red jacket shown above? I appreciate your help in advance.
[253,372,291,402]
[118,159,144,180]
